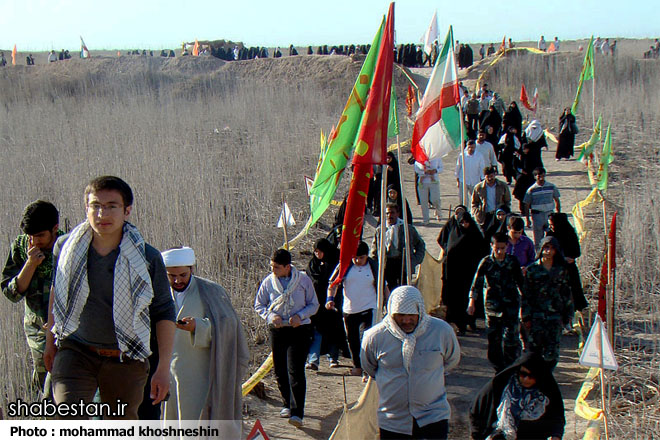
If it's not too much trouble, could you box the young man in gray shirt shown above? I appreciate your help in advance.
[44,176,175,419]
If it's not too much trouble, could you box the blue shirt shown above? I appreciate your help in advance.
[523,182,560,213]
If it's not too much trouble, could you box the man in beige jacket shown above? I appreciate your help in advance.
[471,166,511,227]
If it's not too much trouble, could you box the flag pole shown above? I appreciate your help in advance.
[598,318,610,440]
[592,73,596,130]
[459,110,467,206]
[396,135,412,285]
[592,39,596,130]
[376,166,388,322]
[454,31,467,206]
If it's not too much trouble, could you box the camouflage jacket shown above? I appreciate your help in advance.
[471,254,523,318]
[2,232,63,353]
[522,261,574,324]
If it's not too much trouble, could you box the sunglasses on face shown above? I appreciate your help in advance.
[518,369,534,379]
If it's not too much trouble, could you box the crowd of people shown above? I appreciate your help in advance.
[0,76,589,438]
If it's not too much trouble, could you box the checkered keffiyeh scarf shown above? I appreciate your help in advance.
[384,285,431,373]
[53,221,154,360]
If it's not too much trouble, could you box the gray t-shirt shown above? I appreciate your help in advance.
[53,233,174,349]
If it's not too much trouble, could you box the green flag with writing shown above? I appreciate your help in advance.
[577,115,602,163]
[571,36,595,115]
[303,18,384,232]
[596,123,613,191]
[387,83,399,138]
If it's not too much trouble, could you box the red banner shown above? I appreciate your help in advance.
[331,3,394,287]
[597,211,617,321]
[520,83,536,112]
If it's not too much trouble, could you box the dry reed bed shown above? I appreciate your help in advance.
[0,59,353,417]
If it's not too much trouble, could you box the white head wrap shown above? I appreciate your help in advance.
[161,246,196,267]
[385,285,431,373]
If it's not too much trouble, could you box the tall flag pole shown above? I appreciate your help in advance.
[391,84,412,284]
[331,2,394,324]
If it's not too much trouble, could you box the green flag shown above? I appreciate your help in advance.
[577,115,602,163]
[596,124,613,191]
[304,17,385,232]
[571,36,595,115]
[387,83,399,137]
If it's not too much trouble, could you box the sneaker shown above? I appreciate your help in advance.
[279,408,291,418]
[288,416,303,428]
[305,363,318,371]
[329,360,339,368]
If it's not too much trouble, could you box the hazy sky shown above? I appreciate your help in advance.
[1,0,657,51]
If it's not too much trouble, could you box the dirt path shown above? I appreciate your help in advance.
[243,61,595,439]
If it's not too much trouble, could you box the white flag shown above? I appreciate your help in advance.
[421,11,438,55]
[277,202,295,227]
[304,175,314,196]
[579,315,618,371]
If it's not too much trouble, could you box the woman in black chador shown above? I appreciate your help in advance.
[440,211,489,334]
[556,108,577,160]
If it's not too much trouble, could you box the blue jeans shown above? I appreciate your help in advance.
[307,329,338,365]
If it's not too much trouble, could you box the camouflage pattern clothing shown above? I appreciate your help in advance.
[522,261,574,365]
[2,232,63,387]
[471,254,524,371]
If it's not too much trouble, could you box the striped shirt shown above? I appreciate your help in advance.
[523,182,560,213]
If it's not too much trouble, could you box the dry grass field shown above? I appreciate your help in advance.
[0,41,658,437]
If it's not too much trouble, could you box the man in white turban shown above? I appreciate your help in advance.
[361,285,460,439]
[161,246,249,435]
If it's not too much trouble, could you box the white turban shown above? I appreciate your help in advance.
[385,285,430,373]
[161,246,196,267]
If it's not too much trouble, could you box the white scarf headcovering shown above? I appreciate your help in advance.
[384,285,431,373]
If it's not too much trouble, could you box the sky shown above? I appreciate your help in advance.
[1,0,658,51]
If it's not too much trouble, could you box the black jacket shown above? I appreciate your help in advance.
[470,353,565,439]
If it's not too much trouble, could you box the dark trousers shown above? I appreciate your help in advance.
[137,345,161,420]
[467,114,479,133]
[380,418,449,439]
[270,325,312,418]
[343,309,373,369]
[385,256,404,291]
[486,315,521,373]
[51,340,149,419]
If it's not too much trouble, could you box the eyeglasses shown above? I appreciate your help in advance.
[87,203,123,213]
[518,369,534,379]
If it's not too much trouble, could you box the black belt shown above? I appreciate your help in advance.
[531,209,547,214]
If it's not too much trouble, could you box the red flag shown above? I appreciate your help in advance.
[520,83,535,111]
[597,212,617,321]
[11,44,16,66]
[405,84,415,116]
[193,39,200,56]
[331,2,394,287]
